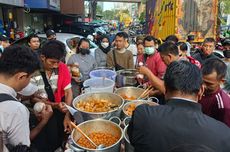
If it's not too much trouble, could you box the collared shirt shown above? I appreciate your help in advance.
[199,88,230,127]
[128,98,230,152]
[137,52,166,79]
[0,83,30,146]
[192,51,218,65]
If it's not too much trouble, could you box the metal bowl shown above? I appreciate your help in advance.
[114,87,146,102]
[71,119,123,152]
[122,100,159,119]
[116,69,139,87]
[73,92,124,121]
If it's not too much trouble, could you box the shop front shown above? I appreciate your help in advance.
[24,0,61,35]
[0,0,24,40]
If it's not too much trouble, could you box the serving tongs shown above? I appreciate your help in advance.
[137,86,153,100]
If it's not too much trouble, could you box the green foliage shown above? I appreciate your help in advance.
[220,0,230,14]
[122,9,130,14]
[96,5,103,15]
[139,11,146,23]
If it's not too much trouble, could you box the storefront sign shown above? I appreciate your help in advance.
[49,0,60,9]
[0,0,24,7]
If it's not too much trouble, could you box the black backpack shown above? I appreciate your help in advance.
[0,94,31,152]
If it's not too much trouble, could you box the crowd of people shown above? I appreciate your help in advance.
[0,27,230,152]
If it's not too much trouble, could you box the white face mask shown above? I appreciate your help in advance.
[101,42,109,49]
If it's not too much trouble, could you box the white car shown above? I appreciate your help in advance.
[13,33,98,61]
[38,33,98,61]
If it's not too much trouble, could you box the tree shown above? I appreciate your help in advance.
[139,11,146,23]
[96,5,103,15]
[103,10,115,20]
[220,0,230,14]
[122,9,130,14]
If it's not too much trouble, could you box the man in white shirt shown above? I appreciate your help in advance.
[0,45,40,147]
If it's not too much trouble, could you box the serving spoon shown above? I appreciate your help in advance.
[70,122,105,150]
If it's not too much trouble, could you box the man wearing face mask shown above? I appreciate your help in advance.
[95,35,111,67]
[137,36,166,79]
[222,39,230,93]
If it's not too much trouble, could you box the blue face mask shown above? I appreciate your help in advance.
[144,47,155,55]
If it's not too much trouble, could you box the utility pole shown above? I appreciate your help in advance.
[90,0,97,20]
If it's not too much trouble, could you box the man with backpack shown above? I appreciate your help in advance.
[0,45,40,149]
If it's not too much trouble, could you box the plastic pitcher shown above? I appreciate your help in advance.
[82,77,115,93]
[89,69,117,81]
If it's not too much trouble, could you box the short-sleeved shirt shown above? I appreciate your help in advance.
[0,83,30,146]
[199,89,230,127]
[31,69,71,93]
[67,53,97,81]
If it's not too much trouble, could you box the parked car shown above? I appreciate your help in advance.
[12,33,98,61]
[60,22,106,37]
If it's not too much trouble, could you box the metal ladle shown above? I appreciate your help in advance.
[70,122,105,150]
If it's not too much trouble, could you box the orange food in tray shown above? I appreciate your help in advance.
[124,103,137,116]
[76,99,116,113]
[77,132,119,149]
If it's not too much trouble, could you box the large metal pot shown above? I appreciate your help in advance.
[114,87,146,102]
[73,92,124,121]
[124,125,134,152]
[71,119,123,152]
[122,98,159,120]
[116,69,138,87]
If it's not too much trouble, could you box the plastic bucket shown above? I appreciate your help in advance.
[82,77,115,93]
[89,69,117,81]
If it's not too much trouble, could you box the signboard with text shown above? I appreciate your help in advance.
[49,0,60,10]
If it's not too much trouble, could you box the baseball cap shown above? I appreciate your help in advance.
[46,29,56,38]
[0,35,9,41]
[222,39,230,46]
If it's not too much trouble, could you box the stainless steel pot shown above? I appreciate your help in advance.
[124,125,134,152]
[116,69,138,87]
[71,119,124,152]
[73,92,124,121]
[114,87,146,103]
[122,98,159,120]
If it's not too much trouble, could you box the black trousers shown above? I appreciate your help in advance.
[31,109,65,152]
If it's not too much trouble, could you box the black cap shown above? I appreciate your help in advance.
[46,29,56,38]
[222,39,230,46]
[0,35,9,41]
[187,35,195,41]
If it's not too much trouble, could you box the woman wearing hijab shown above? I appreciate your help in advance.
[95,35,111,67]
